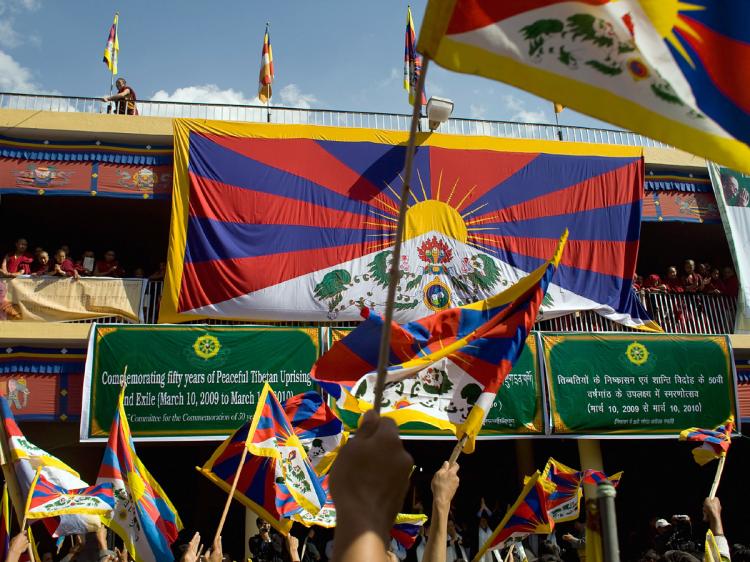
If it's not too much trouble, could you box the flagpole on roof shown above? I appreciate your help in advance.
[266,22,271,123]
[109,12,119,98]
[371,56,430,414]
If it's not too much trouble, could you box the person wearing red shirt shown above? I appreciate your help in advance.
[95,250,125,277]
[50,249,79,279]
[1,238,33,277]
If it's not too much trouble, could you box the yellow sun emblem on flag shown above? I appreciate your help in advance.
[626,342,649,366]
[193,335,221,360]
[638,0,705,67]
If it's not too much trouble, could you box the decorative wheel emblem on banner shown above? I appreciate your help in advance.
[625,342,649,366]
[193,335,221,360]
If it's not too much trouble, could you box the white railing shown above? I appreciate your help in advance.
[69,282,738,334]
[0,92,670,147]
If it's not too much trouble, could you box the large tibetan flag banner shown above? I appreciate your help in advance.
[161,120,654,332]
[96,388,182,562]
[312,232,566,453]
[25,470,114,519]
[0,396,99,537]
[198,384,326,534]
[473,471,554,562]
[418,1,750,173]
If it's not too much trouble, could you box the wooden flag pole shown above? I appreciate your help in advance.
[708,455,726,499]
[448,434,468,466]
[213,439,250,545]
[371,57,430,413]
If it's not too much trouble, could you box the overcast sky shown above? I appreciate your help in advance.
[0,0,615,129]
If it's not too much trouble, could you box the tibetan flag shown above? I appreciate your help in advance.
[540,458,583,523]
[102,13,119,75]
[161,120,654,331]
[679,417,733,466]
[283,392,348,476]
[405,6,427,107]
[0,396,99,537]
[0,485,9,562]
[582,469,623,487]
[418,2,750,173]
[96,387,182,562]
[391,514,428,550]
[198,384,326,534]
[473,472,554,562]
[312,232,567,453]
[285,474,337,529]
[258,25,274,103]
[25,470,114,519]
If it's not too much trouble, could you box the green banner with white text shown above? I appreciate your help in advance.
[81,324,321,441]
[541,333,738,435]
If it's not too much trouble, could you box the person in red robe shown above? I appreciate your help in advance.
[95,250,125,277]
[75,250,97,276]
[1,238,33,277]
[664,266,684,293]
[721,266,739,297]
[31,251,50,275]
[681,259,702,293]
[703,268,723,295]
[102,78,138,115]
[50,249,79,279]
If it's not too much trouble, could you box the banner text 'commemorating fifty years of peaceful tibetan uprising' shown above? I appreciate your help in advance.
[81,325,321,440]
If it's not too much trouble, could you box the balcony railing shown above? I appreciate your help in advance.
[74,281,738,335]
[0,92,670,147]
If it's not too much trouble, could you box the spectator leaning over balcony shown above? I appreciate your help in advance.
[102,78,138,115]
[664,266,684,293]
[703,268,723,295]
[643,274,667,293]
[721,266,739,297]
[31,251,50,275]
[75,250,97,276]
[681,259,702,293]
[1,238,33,277]
[50,249,79,279]
[95,250,125,277]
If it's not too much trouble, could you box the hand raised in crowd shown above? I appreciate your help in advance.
[181,532,202,562]
[330,409,413,562]
[69,534,85,556]
[96,525,109,550]
[114,546,128,562]
[703,497,724,536]
[286,535,300,562]
[206,536,222,562]
[7,531,30,562]
[422,461,460,562]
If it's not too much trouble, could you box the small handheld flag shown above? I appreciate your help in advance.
[283,392,348,476]
[679,418,733,466]
[258,24,274,104]
[404,6,426,107]
[96,387,182,562]
[25,469,115,519]
[473,472,554,562]
[102,13,119,75]
[391,514,428,551]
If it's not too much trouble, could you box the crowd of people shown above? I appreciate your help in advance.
[634,260,739,298]
[0,238,165,281]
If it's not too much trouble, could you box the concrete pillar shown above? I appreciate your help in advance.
[515,439,535,484]
[577,439,603,500]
